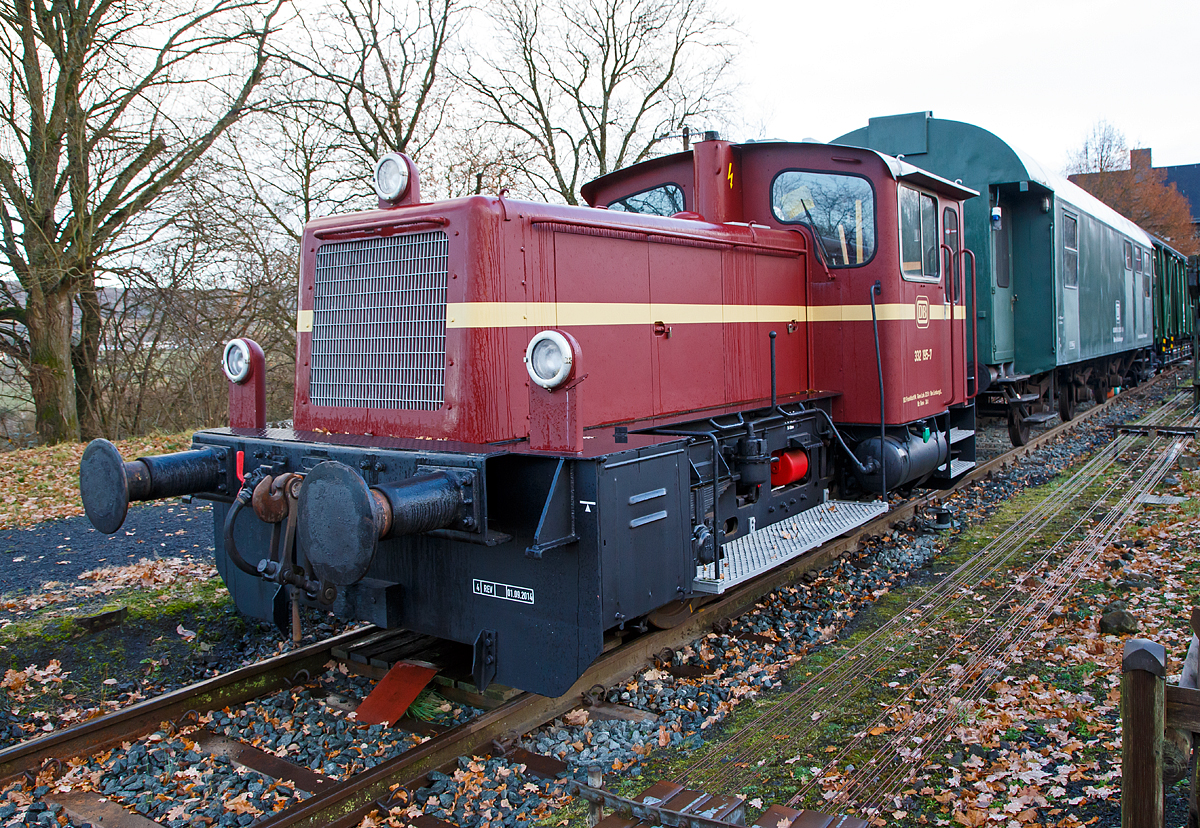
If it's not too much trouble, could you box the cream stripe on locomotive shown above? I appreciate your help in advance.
[296,303,966,331]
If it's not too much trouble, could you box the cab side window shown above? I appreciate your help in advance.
[899,186,939,281]
[607,184,685,216]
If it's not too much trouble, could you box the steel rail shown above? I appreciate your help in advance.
[681,381,1189,785]
[785,395,1196,809]
[852,431,1190,812]
[834,435,1180,810]
[7,373,1179,826]
[251,375,1185,827]
[0,625,381,785]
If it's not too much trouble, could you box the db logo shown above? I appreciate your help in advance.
[915,296,930,329]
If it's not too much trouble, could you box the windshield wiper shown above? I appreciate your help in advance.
[799,200,832,277]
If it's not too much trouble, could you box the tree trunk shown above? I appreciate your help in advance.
[25,285,79,444]
[72,284,103,441]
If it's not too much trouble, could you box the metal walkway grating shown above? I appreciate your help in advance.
[694,499,888,594]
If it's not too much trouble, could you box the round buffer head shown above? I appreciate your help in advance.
[80,439,130,535]
[297,461,379,587]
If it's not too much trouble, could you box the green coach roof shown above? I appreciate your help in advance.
[833,111,1152,248]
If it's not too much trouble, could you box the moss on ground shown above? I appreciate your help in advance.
[0,574,264,723]
[593,442,1176,823]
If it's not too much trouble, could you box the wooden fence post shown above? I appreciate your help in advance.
[1122,638,1166,828]
[586,767,603,828]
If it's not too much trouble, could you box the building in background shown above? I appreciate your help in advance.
[1070,149,1199,249]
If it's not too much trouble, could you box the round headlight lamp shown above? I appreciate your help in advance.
[373,153,410,202]
[524,330,574,389]
[222,339,252,384]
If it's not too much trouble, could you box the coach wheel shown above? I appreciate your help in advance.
[1057,385,1075,423]
[1092,382,1109,406]
[1007,406,1030,447]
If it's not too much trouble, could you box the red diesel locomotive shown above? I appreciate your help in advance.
[80,137,978,697]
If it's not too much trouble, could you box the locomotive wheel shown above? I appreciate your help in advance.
[1057,386,1075,423]
[1007,406,1030,447]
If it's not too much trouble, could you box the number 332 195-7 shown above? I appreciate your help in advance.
[914,348,933,362]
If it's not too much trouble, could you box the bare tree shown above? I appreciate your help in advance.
[1065,119,1129,175]
[0,0,284,443]
[223,100,368,246]
[420,108,532,199]
[1070,150,1197,255]
[87,168,299,438]
[209,0,462,256]
[284,0,460,167]
[462,0,738,204]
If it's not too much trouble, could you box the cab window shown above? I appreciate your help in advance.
[899,186,939,281]
[942,207,959,253]
[771,171,875,266]
[607,184,685,216]
[943,207,960,298]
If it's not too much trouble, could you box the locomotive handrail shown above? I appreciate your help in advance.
[313,216,450,240]
[941,241,959,404]
[941,242,956,304]
[529,216,804,257]
[869,281,886,500]
[962,248,979,398]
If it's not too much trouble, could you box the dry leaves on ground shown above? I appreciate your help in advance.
[0,432,193,530]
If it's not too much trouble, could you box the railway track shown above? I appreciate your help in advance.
[2,370,1188,827]
[679,384,1197,817]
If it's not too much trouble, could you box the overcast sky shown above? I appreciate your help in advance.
[719,0,1198,170]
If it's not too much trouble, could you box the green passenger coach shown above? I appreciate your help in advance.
[835,112,1155,445]
[1152,237,1192,365]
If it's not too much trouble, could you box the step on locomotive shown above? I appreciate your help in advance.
[80,136,979,697]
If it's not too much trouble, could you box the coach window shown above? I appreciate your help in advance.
[1143,249,1151,297]
[1123,240,1133,272]
[771,170,876,266]
[899,186,939,281]
[607,183,685,216]
[1063,213,1078,288]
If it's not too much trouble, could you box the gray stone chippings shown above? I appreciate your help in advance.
[0,383,1175,825]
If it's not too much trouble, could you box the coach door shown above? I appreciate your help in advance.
[991,193,1015,363]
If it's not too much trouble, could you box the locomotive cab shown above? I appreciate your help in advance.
[81,137,979,698]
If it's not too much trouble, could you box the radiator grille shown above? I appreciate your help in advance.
[310,230,448,410]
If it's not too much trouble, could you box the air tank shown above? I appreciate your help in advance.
[852,428,948,493]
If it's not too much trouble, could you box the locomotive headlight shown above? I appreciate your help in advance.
[525,330,574,389]
[222,339,252,384]
[373,153,410,202]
